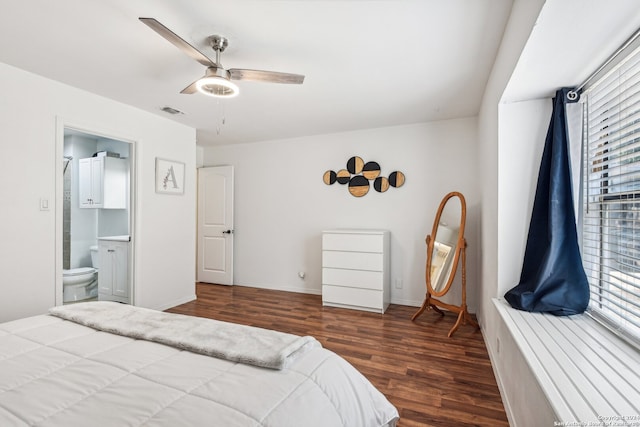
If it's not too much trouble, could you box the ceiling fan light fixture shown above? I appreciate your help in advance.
[139,20,304,99]
[196,76,239,98]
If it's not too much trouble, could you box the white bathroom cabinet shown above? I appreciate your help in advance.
[98,239,130,304]
[322,229,390,313]
[78,156,127,209]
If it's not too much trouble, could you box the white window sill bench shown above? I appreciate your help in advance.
[493,298,640,425]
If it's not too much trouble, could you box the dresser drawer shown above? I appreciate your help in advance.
[322,267,384,290]
[322,285,384,312]
[321,229,389,313]
[322,251,383,271]
[322,232,384,253]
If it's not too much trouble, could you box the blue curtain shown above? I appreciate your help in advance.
[504,88,589,316]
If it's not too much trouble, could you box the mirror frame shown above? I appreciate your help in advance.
[412,191,478,337]
[426,191,466,297]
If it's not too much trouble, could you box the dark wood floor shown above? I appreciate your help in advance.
[167,283,509,427]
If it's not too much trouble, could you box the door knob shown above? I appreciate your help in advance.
[222,229,234,235]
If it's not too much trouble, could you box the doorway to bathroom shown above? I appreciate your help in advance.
[57,125,135,306]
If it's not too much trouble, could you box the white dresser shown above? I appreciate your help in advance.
[322,229,390,313]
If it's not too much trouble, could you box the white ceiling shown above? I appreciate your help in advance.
[503,0,640,103]
[0,0,513,146]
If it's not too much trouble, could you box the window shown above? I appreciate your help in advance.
[582,42,640,346]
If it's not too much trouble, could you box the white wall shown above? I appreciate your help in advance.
[494,100,556,427]
[477,0,547,425]
[478,0,544,325]
[497,99,551,296]
[203,119,480,309]
[0,61,197,322]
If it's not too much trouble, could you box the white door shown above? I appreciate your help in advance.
[197,166,234,285]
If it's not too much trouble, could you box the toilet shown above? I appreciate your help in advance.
[63,245,99,303]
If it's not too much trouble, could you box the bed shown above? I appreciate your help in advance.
[0,302,399,426]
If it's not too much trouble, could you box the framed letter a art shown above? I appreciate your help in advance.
[155,158,185,194]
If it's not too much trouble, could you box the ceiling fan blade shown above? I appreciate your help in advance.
[180,80,199,94]
[139,17,215,67]
[228,69,304,84]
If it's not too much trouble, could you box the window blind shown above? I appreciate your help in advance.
[582,43,640,345]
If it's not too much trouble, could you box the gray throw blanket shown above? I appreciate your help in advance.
[49,302,319,370]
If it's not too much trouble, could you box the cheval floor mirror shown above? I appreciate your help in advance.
[412,191,479,337]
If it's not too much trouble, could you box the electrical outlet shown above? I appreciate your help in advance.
[395,278,403,289]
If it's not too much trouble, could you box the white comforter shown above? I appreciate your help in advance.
[0,306,399,427]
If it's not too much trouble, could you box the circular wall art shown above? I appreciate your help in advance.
[347,156,364,174]
[348,175,370,197]
[336,169,351,184]
[362,161,381,180]
[389,171,405,187]
[323,170,337,185]
[374,176,389,193]
[323,156,405,197]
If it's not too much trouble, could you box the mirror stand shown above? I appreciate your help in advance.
[412,238,478,337]
[411,191,479,337]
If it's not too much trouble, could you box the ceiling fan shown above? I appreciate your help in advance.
[139,17,304,98]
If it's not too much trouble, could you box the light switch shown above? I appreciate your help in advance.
[40,198,49,211]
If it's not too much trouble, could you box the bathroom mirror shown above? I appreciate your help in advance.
[411,191,478,337]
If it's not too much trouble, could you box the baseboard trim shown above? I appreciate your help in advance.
[227,282,424,308]
[235,282,322,296]
[153,294,197,312]
[390,297,422,307]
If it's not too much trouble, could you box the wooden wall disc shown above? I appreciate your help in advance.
[336,169,351,184]
[374,176,389,192]
[362,161,381,180]
[389,171,405,187]
[348,175,370,197]
[323,170,337,185]
[347,156,364,174]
